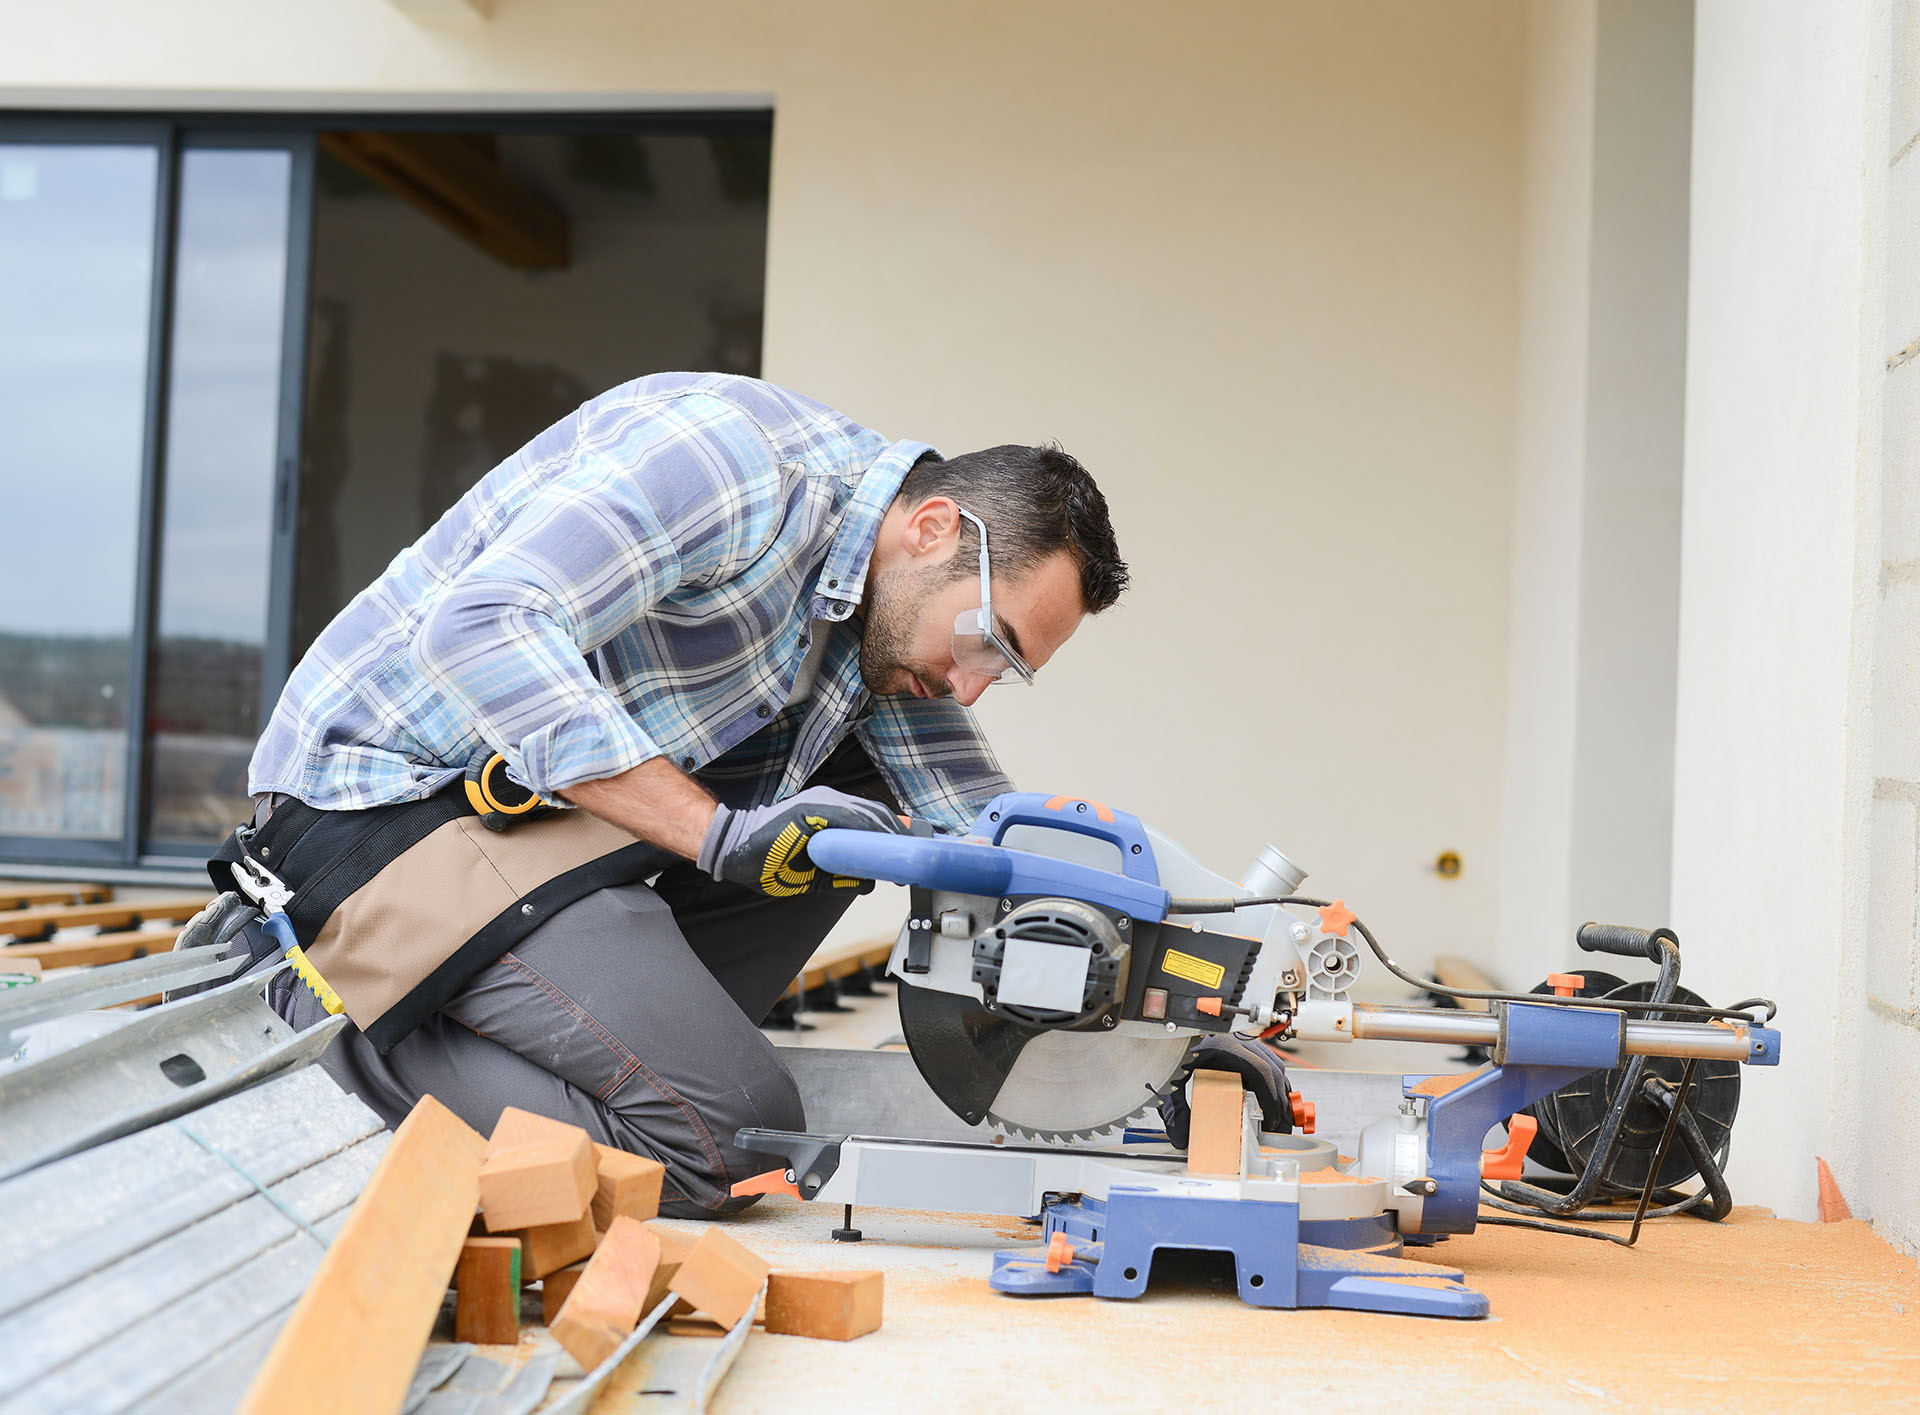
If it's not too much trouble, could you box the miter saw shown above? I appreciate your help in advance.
[731,792,1781,1319]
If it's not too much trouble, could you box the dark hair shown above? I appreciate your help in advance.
[896,443,1130,612]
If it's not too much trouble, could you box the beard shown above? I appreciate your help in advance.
[857,562,950,698]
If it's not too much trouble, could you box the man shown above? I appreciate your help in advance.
[206,371,1129,1216]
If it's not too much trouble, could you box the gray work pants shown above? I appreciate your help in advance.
[292,744,894,1217]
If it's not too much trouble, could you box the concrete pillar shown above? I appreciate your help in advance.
[1675,0,1891,1226]
[1495,0,1693,989]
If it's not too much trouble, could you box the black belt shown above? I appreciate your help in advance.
[209,788,472,951]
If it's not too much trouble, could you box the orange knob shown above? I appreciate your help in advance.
[1045,1231,1077,1273]
[1290,1093,1316,1135]
[1546,973,1586,998]
[1481,1113,1538,1181]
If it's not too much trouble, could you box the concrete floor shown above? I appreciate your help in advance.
[503,982,1920,1414]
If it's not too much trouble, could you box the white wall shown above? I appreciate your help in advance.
[0,1,1530,987]
[1859,0,1920,1252]
[1495,0,1692,992]
[1677,0,1892,1230]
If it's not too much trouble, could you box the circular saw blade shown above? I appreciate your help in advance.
[984,1029,1198,1142]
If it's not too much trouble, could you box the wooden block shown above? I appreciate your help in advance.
[486,1104,590,1159]
[763,1270,883,1341]
[513,1209,597,1279]
[1186,1070,1245,1176]
[455,1237,522,1344]
[540,1261,590,1325]
[641,1221,697,1309]
[665,1316,729,1337]
[479,1135,595,1231]
[647,1221,700,1264]
[666,1227,771,1328]
[0,953,41,974]
[237,1094,485,1415]
[591,1144,664,1229]
[550,1216,661,1373]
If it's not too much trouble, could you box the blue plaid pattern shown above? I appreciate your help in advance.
[251,373,1012,833]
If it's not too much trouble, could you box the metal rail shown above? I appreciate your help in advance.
[1348,1004,1756,1062]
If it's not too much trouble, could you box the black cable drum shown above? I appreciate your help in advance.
[1537,980,1742,1191]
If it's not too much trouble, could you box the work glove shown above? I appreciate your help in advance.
[161,891,261,1003]
[697,786,906,897]
[1160,1034,1294,1148]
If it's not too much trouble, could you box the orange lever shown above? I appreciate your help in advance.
[729,1167,802,1199]
[1481,1113,1538,1181]
[1289,1093,1316,1135]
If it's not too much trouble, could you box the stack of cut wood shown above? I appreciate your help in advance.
[459,1107,885,1362]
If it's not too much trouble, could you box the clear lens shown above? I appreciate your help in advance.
[951,609,1032,685]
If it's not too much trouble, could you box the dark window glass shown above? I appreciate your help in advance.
[293,129,770,658]
[144,147,292,845]
[0,144,157,839]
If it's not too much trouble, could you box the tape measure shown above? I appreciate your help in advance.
[464,753,551,832]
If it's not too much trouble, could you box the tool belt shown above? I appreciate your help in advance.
[208,784,674,1054]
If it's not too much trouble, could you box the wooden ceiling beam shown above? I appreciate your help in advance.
[321,130,570,271]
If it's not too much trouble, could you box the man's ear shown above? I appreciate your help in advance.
[902,496,962,562]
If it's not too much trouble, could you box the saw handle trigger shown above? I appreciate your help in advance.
[1576,921,1676,964]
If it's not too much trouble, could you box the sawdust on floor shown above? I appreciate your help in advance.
[678,1202,1918,1415]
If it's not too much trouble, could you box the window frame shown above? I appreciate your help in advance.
[0,107,773,877]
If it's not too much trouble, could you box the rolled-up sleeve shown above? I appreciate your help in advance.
[411,396,781,798]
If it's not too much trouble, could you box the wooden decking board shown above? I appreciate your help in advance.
[786,938,894,999]
[1,929,186,968]
[0,896,210,944]
[0,884,112,910]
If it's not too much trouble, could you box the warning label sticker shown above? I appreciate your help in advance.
[1161,948,1225,990]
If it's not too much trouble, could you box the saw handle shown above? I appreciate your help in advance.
[1576,922,1676,964]
[976,792,1159,884]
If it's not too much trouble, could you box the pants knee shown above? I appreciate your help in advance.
[626,1053,806,1217]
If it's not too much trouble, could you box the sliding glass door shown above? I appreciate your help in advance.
[0,124,311,868]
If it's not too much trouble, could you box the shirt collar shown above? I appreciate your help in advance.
[811,439,936,621]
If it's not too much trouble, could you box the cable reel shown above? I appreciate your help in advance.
[1538,980,1741,1193]
[1503,974,1741,1237]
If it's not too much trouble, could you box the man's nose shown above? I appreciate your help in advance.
[946,666,992,707]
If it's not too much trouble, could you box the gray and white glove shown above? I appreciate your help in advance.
[696,787,906,897]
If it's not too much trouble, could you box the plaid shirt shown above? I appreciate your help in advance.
[250,373,1012,833]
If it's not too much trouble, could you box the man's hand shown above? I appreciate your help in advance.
[698,787,905,897]
[1159,1034,1294,1148]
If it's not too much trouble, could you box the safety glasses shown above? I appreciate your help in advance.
[951,506,1036,686]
